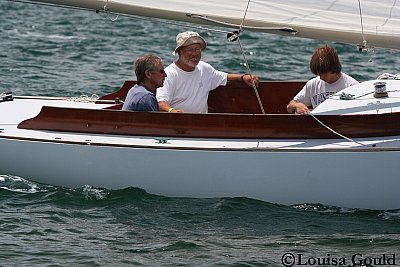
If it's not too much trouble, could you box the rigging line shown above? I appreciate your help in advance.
[308,113,371,147]
[187,14,296,33]
[235,0,265,114]
[13,95,122,103]
[377,0,397,28]
[103,0,119,22]
[357,0,374,61]
[333,89,400,100]
[237,37,265,114]
[8,0,231,34]
[357,0,367,45]
[95,9,233,34]
[8,0,95,12]
[240,0,252,31]
[111,12,231,34]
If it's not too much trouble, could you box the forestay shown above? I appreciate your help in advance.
[28,0,400,49]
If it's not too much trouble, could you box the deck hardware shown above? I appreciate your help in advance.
[155,138,169,144]
[373,82,388,98]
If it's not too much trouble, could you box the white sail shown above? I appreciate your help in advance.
[28,0,400,49]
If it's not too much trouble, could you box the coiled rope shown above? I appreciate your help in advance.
[377,73,400,80]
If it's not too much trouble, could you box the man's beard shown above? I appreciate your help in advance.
[181,54,200,68]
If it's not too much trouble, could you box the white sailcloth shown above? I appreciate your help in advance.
[28,0,400,49]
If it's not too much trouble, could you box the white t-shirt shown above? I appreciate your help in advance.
[156,61,228,113]
[294,72,358,108]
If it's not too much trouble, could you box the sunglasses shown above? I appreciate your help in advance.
[151,68,165,74]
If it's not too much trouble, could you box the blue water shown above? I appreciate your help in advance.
[1,1,400,266]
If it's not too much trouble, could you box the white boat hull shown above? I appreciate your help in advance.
[2,80,400,210]
[1,135,399,210]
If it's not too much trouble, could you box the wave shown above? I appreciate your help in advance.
[5,28,85,41]
[1,175,399,222]
[0,174,45,193]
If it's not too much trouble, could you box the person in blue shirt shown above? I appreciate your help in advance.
[122,54,167,112]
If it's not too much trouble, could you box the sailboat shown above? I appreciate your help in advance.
[1,0,400,210]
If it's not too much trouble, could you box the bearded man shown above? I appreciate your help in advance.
[156,31,259,113]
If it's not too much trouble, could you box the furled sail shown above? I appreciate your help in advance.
[27,0,400,49]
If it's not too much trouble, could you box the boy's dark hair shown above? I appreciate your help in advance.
[309,45,342,75]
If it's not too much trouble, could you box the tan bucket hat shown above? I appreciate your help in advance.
[172,31,207,55]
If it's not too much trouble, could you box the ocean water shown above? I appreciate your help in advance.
[1,1,400,266]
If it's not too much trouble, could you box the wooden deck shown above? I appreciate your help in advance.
[17,80,400,139]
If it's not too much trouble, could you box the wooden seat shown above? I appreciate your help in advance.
[97,80,305,114]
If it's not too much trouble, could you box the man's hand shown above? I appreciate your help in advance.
[242,74,259,88]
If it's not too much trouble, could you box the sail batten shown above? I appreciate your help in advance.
[26,0,400,49]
